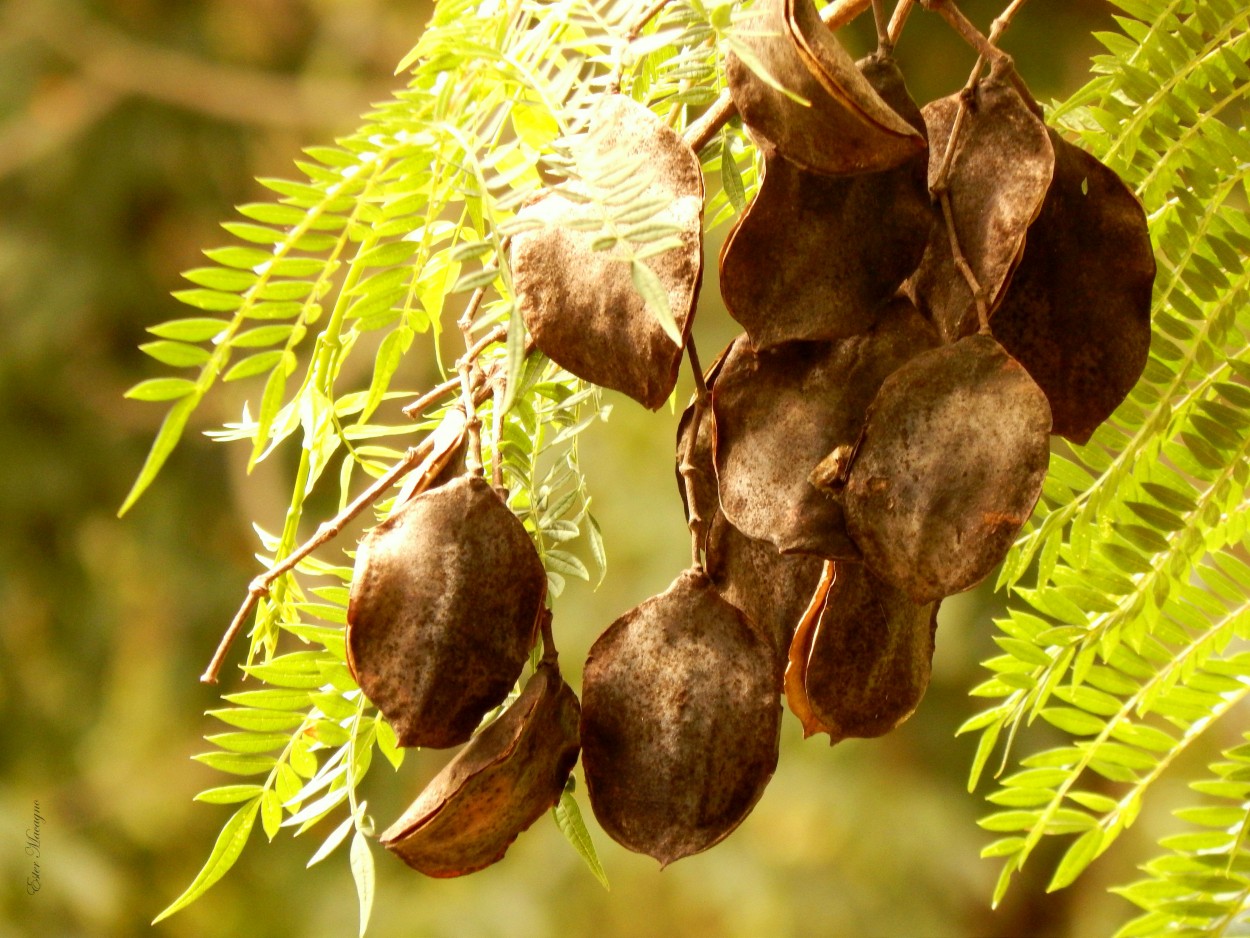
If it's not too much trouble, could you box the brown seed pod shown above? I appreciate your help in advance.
[711,298,940,558]
[346,474,546,749]
[908,62,1055,341]
[676,373,824,673]
[511,94,703,410]
[580,569,781,866]
[843,335,1052,604]
[785,562,938,744]
[705,511,825,681]
[989,130,1155,443]
[725,0,923,176]
[380,660,581,877]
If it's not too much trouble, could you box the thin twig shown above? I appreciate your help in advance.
[201,408,469,683]
[491,375,506,495]
[401,324,507,420]
[923,0,1032,333]
[456,287,493,475]
[888,0,917,45]
[682,0,874,154]
[872,0,893,55]
[678,338,711,570]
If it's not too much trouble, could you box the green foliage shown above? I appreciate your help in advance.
[962,0,1250,928]
[125,0,749,926]
[124,0,1250,931]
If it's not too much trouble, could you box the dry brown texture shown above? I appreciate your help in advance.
[346,475,546,749]
[784,562,937,743]
[580,569,781,866]
[675,378,824,674]
[844,335,1052,604]
[511,94,703,410]
[725,0,922,176]
[719,57,931,348]
[989,130,1155,443]
[908,64,1055,341]
[674,346,727,553]
[704,512,824,681]
[711,299,939,558]
[380,662,581,877]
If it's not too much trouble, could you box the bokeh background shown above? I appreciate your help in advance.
[1,1,1183,935]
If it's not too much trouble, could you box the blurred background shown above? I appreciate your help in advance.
[1,1,1185,935]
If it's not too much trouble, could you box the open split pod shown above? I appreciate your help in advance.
[346,474,546,749]
[785,561,938,744]
[511,94,704,410]
[720,55,933,348]
[580,569,781,865]
[711,298,939,559]
[380,658,581,877]
[843,335,1052,604]
[726,0,923,176]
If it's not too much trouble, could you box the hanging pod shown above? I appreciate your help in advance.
[711,298,940,558]
[725,0,923,175]
[380,659,581,877]
[843,335,1052,604]
[720,55,933,348]
[511,94,704,410]
[580,569,781,866]
[676,373,824,676]
[785,562,938,744]
[907,60,1055,341]
[987,129,1155,443]
[346,474,546,749]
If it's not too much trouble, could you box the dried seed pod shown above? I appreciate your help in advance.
[347,475,545,749]
[725,0,923,176]
[712,298,940,558]
[705,511,825,680]
[511,94,703,409]
[580,569,781,865]
[908,62,1055,341]
[844,335,1052,604]
[989,130,1155,443]
[785,562,937,743]
[380,660,580,877]
[676,373,824,673]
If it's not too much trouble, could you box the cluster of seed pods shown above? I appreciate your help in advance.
[346,0,1155,877]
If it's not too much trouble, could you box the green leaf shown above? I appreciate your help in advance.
[261,789,284,841]
[172,288,246,312]
[1041,707,1107,736]
[1048,828,1106,891]
[553,790,608,889]
[630,259,681,345]
[194,784,265,805]
[224,350,287,382]
[192,752,278,776]
[140,340,213,368]
[118,394,198,516]
[147,317,231,342]
[207,707,307,732]
[307,815,354,867]
[350,831,375,938]
[719,133,746,213]
[152,797,259,923]
[124,377,198,402]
